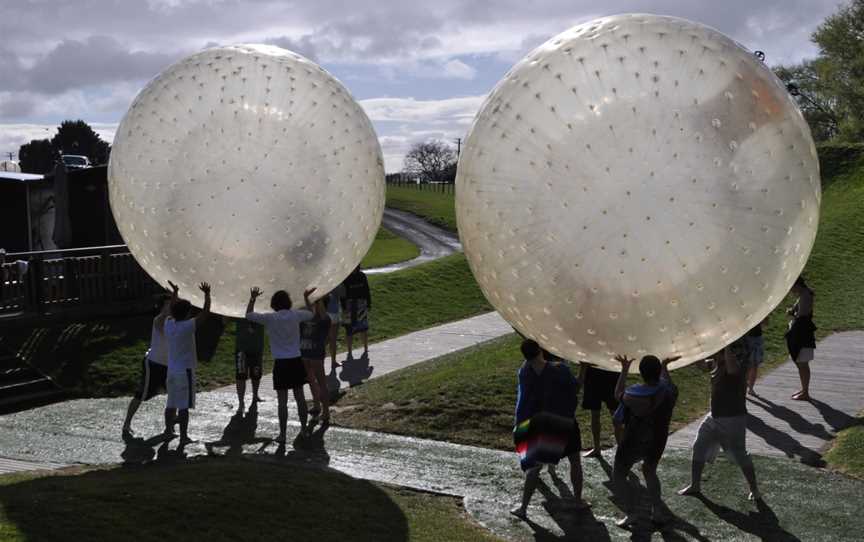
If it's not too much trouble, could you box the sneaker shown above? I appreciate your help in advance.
[616,515,637,529]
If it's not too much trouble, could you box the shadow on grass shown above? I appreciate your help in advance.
[694,494,802,542]
[0,455,410,541]
[745,405,826,467]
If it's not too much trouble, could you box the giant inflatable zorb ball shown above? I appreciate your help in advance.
[109,45,385,316]
[456,14,821,370]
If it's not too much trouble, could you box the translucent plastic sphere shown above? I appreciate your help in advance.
[456,14,821,370]
[108,44,385,316]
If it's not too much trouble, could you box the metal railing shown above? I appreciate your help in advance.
[1,245,161,322]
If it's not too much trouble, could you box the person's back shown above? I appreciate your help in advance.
[710,340,747,418]
[165,316,197,374]
[252,309,309,359]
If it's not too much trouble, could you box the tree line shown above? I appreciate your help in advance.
[18,120,111,174]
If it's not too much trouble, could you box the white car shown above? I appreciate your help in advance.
[61,155,91,169]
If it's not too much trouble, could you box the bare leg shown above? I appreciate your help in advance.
[122,397,141,435]
[292,386,309,432]
[678,460,705,495]
[303,359,322,412]
[568,454,588,506]
[740,456,761,500]
[584,410,602,457]
[346,331,354,359]
[511,466,541,518]
[236,377,246,408]
[177,409,190,442]
[747,365,758,394]
[613,463,637,527]
[251,378,261,401]
[642,462,666,522]
[276,389,288,442]
[793,363,811,400]
[328,324,340,369]
[314,360,330,419]
[163,408,176,436]
[612,420,623,445]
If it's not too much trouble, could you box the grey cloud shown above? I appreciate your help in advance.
[0,94,36,120]
[24,36,180,94]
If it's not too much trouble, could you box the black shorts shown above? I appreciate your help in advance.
[135,357,168,401]
[582,367,619,411]
[273,357,307,390]
[235,350,263,380]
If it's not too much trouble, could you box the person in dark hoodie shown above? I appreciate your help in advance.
[510,339,588,519]
[611,353,679,529]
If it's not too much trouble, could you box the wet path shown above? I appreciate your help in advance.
[666,331,864,465]
[366,208,461,274]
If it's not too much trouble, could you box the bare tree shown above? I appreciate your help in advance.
[403,140,457,183]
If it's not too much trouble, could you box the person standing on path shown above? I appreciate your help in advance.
[510,339,588,519]
[786,277,816,401]
[234,317,265,411]
[342,266,371,361]
[579,364,622,458]
[164,281,211,445]
[745,319,766,396]
[300,294,332,423]
[611,354,679,528]
[678,337,762,501]
[122,288,173,439]
[246,287,315,443]
[326,283,346,371]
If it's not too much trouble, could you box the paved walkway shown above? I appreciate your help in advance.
[666,331,864,465]
[368,208,462,274]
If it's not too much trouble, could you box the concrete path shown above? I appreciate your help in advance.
[367,208,462,275]
[666,331,864,464]
[253,310,511,392]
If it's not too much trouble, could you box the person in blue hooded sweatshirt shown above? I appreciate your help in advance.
[510,339,589,519]
[611,353,679,529]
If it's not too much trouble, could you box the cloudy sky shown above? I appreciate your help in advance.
[0,0,847,171]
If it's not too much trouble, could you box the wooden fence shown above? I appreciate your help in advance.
[386,180,455,194]
[1,245,161,322]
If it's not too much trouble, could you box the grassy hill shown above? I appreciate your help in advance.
[385,185,456,233]
[334,151,864,450]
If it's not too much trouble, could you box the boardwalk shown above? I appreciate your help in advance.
[667,331,864,463]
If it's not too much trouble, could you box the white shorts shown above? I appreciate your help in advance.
[327,312,341,325]
[795,347,815,364]
[166,370,196,410]
[692,414,751,466]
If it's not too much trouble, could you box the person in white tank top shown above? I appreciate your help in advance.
[121,284,175,439]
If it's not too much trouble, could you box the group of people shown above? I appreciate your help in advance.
[121,266,372,445]
[510,276,817,528]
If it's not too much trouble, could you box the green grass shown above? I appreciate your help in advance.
[825,413,864,479]
[336,156,864,451]
[0,457,500,542]
[386,185,456,232]
[361,226,420,268]
[333,334,713,451]
[21,253,489,398]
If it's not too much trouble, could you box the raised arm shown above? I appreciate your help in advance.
[303,287,317,310]
[194,282,211,323]
[723,345,740,375]
[246,287,262,315]
[661,355,680,383]
[157,281,180,333]
[614,355,633,401]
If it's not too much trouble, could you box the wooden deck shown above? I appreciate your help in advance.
[667,331,864,463]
